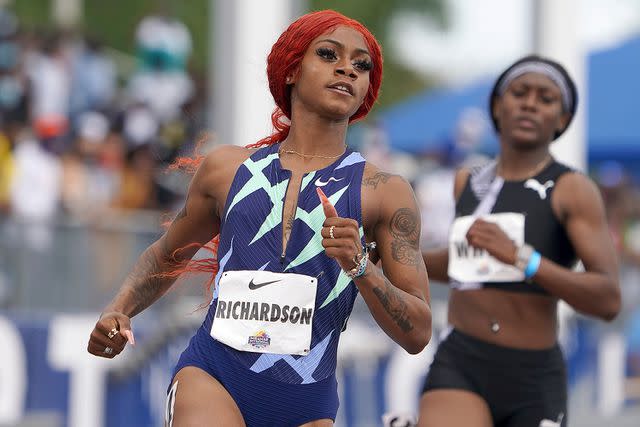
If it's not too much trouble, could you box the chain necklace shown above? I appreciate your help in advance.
[279,144,347,160]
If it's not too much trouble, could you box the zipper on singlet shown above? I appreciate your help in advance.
[280,171,304,271]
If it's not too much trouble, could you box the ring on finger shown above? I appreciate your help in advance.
[104,346,114,355]
[107,328,119,339]
[329,225,336,239]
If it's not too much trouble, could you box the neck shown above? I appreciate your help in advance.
[496,144,552,181]
[282,107,349,157]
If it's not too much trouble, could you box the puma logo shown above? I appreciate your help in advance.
[539,412,564,427]
[315,176,344,187]
[524,178,554,199]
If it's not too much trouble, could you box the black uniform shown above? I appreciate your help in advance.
[423,160,577,427]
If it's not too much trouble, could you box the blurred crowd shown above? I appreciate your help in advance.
[0,8,206,236]
[1,4,639,393]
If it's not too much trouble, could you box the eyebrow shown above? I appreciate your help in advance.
[315,38,371,57]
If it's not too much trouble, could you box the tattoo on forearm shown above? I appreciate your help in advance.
[125,248,168,316]
[389,208,421,267]
[362,172,393,189]
[371,272,414,333]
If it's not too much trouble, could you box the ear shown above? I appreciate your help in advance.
[491,97,501,128]
[556,112,571,134]
[286,67,300,85]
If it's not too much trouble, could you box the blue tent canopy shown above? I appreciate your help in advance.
[378,35,640,161]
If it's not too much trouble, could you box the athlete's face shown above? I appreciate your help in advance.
[289,25,372,121]
[492,73,570,147]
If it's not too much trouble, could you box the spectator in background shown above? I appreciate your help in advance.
[9,130,62,251]
[69,36,116,120]
[128,10,194,125]
[26,32,71,145]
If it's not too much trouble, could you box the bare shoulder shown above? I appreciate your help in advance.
[193,144,256,200]
[362,162,411,192]
[201,144,255,172]
[553,170,604,220]
[453,167,470,201]
[361,162,415,229]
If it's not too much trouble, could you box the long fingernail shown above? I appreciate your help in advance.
[123,329,136,346]
[316,187,329,203]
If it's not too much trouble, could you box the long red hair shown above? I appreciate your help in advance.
[167,10,383,300]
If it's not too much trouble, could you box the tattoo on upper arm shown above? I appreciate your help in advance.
[370,268,414,333]
[362,172,393,189]
[389,208,421,267]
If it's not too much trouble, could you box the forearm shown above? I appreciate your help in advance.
[533,259,620,321]
[355,264,431,354]
[423,248,449,283]
[103,239,179,318]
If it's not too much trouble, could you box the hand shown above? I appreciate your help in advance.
[317,188,363,272]
[87,312,135,359]
[465,218,518,265]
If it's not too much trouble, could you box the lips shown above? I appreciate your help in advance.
[327,81,354,96]
[515,116,538,129]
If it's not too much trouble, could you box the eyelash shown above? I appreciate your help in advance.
[316,47,373,72]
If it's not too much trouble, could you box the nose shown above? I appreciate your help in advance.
[522,91,538,110]
[335,61,357,79]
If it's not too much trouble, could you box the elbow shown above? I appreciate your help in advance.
[600,285,622,322]
[403,321,432,355]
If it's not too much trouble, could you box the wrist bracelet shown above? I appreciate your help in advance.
[345,242,376,279]
[524,251,541,279]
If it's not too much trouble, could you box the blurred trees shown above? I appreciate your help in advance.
[309,0,448,109]
[9,0,447,110]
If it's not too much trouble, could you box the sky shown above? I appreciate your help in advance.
[390,0,640,86]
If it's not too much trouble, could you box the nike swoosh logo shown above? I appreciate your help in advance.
[248,278,281,290]
[315,177,344,187]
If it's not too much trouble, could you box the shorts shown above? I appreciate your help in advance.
[422,329,567,427]
[171,326,339,427]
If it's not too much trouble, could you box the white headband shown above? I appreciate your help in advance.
[497,62,573,112]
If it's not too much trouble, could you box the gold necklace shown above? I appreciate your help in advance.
[279,144,346,160]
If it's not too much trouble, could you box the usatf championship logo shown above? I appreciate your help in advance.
[248,330,271,349]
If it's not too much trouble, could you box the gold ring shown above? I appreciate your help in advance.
[329,225,335,239]
[107,328,119,339]
[104,346,114,355]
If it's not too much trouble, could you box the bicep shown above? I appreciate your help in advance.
[163,161,220,257]
[373,179,429,300]
[561,177,617,276]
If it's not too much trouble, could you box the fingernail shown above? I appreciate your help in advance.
[123,329,136,346]
[316,187,328,203]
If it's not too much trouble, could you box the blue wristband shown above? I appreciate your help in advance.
[524,251,541,279]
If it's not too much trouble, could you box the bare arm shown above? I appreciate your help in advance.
[536,173,620,320]
[422,168,470,283]
[355,171,432,353]
[88,145,247,357]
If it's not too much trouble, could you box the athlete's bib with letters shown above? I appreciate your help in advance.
[448,213,525,283]
[210,270,317,355]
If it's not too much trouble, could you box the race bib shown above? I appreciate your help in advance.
[448,213,525,283]
[210,270,317,355]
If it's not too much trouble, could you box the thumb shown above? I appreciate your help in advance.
[316,187,338,218]
[115,315,136,346]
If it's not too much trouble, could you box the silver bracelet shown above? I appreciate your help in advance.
[515,243,534,271]
[345,242,376,279]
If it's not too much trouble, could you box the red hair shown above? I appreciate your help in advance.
[169,10,383,301]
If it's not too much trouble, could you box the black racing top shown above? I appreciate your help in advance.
[455,159,578,294]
